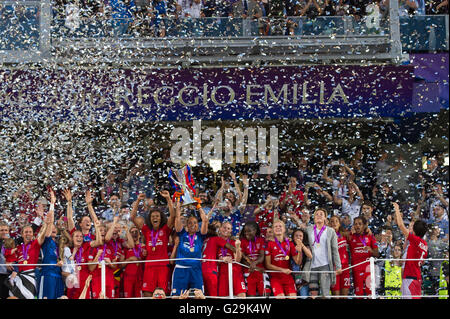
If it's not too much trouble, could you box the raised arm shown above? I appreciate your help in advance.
[174,199,183,233]
[333,190,343,206]
[199,207,209,235]
[351,181,364,201]
[393,202,409,238]
[90,219,104,248]
[230,171,243,204]
[105,216,118,242]
[130,193,146,230]
[161,190,175,229]
[85,190,100,225]
[322,162,334,184]
[62,188,76,233]
[240,175,249,209]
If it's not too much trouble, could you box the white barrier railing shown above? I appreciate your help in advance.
[0,257,448,299]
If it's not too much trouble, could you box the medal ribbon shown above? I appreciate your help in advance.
[133,244,141,258]
[313,225,326,246]
[100,244,107,261]
[22,242,31,262]
[75,247,83,266]
[249,239,254,256]
[357,234,367,247]
[188,234,196,251]
[275,237,289,258]
[221,239,230,258]
[151,229,158,249]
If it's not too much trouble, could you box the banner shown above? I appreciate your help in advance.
[0,65,415,121]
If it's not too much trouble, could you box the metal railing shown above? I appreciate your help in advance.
[2,1,448,66]
[1,257,448,299]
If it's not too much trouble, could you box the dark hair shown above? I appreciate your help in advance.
[239,221,261,239]
[291,228,309,246]
[145,208,168,230]
[354,215,368,225]
[313,207,328,218]
[413,220,428,238]
[362,200,374,208]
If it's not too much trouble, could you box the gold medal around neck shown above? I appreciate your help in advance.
[190,247,195,252]
[78,266,82,271]
[23,261,28,265]
[285,256,290,261]
[152,247,156,252]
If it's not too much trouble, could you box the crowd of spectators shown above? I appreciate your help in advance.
[0,143,448,299]
[51,0,449,36]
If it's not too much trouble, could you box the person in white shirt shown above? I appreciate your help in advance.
[333,181,364,225]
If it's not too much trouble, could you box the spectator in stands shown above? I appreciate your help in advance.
[426,0,449,14]
[100,172,123,208]
[123,161,155,206]
[429,203,449,241]
[279,176,304,217]
[303,182,334,214]
[360,200,383,231]
[333,180,364,224]
[101,193,122,222]
[109,0,137,36]
[372,182,399,225]
[323,159,355,201]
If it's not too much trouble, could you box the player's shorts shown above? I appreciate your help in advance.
[352,265,370,296]
[270,273,296,296]
[244,270,265,296]
[218,265,246,296]
[38,273,65,299]
[401,277,422,299]
[171,264,204,296]
[202,265,218,297]
[91,272,115,299]
[142,265,170,293]
[331,266,351,292]
[123,273,142,298]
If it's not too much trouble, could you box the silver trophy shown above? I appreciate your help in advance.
[168,166,197,207]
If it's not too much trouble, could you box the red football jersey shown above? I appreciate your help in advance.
[3,248,17,264]
[16,239,41,271]
[255,209,275,238]
[202,236,227,268]
[124,243,144,277]
[240,237,266,271]
[402,232,428,281]
[89,243,116,277]
[348,233,378,265]
[141,224,171,267]
[217,238,242,273]
[279,190,304,215]
[265,238,298,269]
[336,233,349,266]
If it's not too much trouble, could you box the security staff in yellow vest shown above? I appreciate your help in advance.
[438,259,448,299]
[384,244,403,299]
